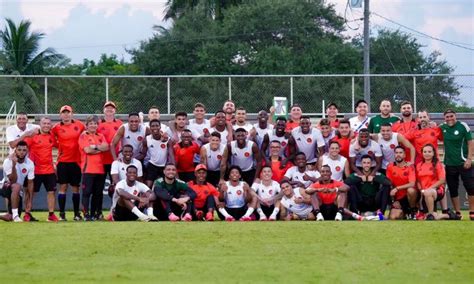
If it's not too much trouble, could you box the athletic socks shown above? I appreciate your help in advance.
[338,207,344,214]
[218,208,231,218]
[243,207,255,218]
[270,207,280,219]
[256,208,265,218]
[58,193,66,213]
[147,207,154,217]
[12,208,19,218]
[351,212,363,220]
[72,193,80,216]
[132,206,146,218]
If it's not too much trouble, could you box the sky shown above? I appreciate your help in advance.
[0,0,473,104]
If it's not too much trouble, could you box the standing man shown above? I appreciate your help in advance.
[24,117,58,222]
[291,116,325,164]
[261,117,296,161]
[391,101,418,162]
[233,107,254,135]
[440,109,474,220]
[200,132,226,186]
[143,106,171,136]
[6,112,39,154]
[368,100,399,134]
[111,113,150,161]
[349,100,371,135]
[51,105,85,221]
[252,110,274,149]
[173,130,200,182]
[210,110,233,145]
[330,119,352,159]
[326,103,340,129]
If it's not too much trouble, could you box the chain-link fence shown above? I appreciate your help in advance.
[0,74,472,115]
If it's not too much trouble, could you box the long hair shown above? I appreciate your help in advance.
[422,144,438,168]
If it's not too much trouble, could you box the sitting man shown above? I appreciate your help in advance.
[187,164,219,221]
[279,180,314,221]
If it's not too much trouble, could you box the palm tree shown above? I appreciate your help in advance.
[0,18,64,113]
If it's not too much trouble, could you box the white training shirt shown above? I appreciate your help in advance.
[210,127,230,145]
[202,143,225,171]
[320,153,347,181]
[2,157,35,185]
[111,158,143,181]
[121,123,146,159]
[377,133,399,169]
[284,166,321,188]
[281,188,313,218]
[253,123,274,149]
[251,180,280,205]
[111,179,150,210]
[146,136,170,167]
[349,140,383,167]
[6,123,40,154]
[225,181,246,208]
[291,126,325,163]
[349,116,371,133]
[268,130,289,157]
[229,141,255,172]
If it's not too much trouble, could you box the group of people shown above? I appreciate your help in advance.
[1,98,473,222]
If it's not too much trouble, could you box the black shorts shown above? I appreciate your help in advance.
[446,165,474,197]
[0,183,12,198]
[179,171,195,183]
[320,204,338,219]
[241,169,256,186]
[260,204,277,220]
[206,170,220,187]
[218,206,248,220]
[34,174,57,192]
[113,204,138,221]
[146,163,164,183]
[57,162,81,186]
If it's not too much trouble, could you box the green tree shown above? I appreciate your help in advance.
[164,0,243,21]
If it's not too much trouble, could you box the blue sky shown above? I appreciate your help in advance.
[1,0,473,104]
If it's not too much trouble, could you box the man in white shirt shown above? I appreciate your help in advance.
[349,99,371,135]
[6,112,39,154]
[349,128,383,177]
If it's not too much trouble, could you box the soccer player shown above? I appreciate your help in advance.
[326,102,340,128]
[330,119,352,159]
[233,107,254,135]
[6,112,39,154]
[188,103,212,163]
[345,155,392,217]
[226,127,262,185]
[391,101,418,162]
[306,165,350,221]
[168,112,200,143]
[319,119,336,152]
[0,141,34,222]
[440,109,474,219]
[251,166,281,221]
[111,112,150,161]
[143,106,171,137]
[371,123,415,173]
[24,117,58,222]
[111,145,144,184]
[217,165,257,221]
[150,164,197,221]
[140,119,175,187]
[416,144,452,220]
[210,110,233,145]
[367,100,399,133]
[291,116,325,164]
[386,146,417,220]
[285,104,303,132]
[173,129,200,182]
[349,99,370,135]
[112,165,155,222]
[200,132,226,186]
[187,164,219,221]
[317,141,350,182]
[222,100,236,124]
[261,116,296,161]
[51,105,85,221]
[349,128,383,176]
[279,180,314,221]
[263,140,293,182]
[78,115,109,221]
[282,152,321,188]
[251,110,274,149]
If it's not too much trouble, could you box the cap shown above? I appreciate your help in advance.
[60,105,72,113]
[103,101,116,109]
[194,164,207,172]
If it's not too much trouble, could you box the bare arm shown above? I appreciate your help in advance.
[398,135,415,164]
[110,126,125,160]
[200,146,208,165]
[219,145,230,182]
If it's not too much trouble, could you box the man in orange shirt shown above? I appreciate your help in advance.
[187,164,219,221]
[78,115,109,221]
[24,117,59,222]
[263,140,292,182]
[386,146,417,220]
[51,105,85,221]
[97,101,122,180]
[391,101,418,162]
[174,129,200,182]
[306,165,351,221]
[330,119,352,159]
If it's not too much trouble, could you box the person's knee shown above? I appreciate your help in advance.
[11,184,21,195]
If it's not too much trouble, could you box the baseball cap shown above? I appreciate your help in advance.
[60,105,72,113]
[103,101,116,109]
[194,164,207,172]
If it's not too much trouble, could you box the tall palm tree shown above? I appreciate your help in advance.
[0,18,64,113]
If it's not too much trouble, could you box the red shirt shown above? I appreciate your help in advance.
[416,161,445,191]
[285,121,299,133]
[187,181,219,209]
[392,119,418,162]
[97,118,123,165]
[174,142,200,173]
[405,127,442,164]
[263,159,293,182]
[330,136,351,159]
[24,132,57,175]
[330,119,340,129]
[78,131,106,174]
[310,180,344,205]
[386,163,415,200]
[51,120,85,164]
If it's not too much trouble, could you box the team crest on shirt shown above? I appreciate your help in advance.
[244,152,250,157]
[133,190,138,195]
[430,132,435,136]
[21,168,27,174]
[217,155,222,160]
[390,144,395,149]
[204,190,209,195]
[237,190,242,195]
[161,144,166,149]
[307,138,312,143]
[74,126,79,131]
[114,127,118,131]
[137,136,143,141]
[454,130,459,135]
[100,127,105,132]
[281,141,287,147]
[335,166,341,172]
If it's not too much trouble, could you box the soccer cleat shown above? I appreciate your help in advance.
[225,216,235,222]
[259,216,268,221]
[456,212,463,220]
[47,214,59,223]
[94,214,104,221]
[268,216,277,221]
[469,213,474,221]
[84,214,94,221]
[181,213,192,221]
[138,215,152,222]
[335,212,343,221]
[74,215,83,221]
[425,213,435,221]
[168,213,180,222]
[316,212,324,221]
[377,211,385,221]
[59,212,67,221]
[148,215,158,221]
[23,213,31,222]
[415,211,425,221]
[447,209,462,220]
[240,216,252,221]
[13,215,23,222]
[105,213,114,222]
[364,215,381,221]
[195,210,204,220]
[205,212,214,221]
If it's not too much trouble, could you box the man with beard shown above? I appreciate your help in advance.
[368,100,399,134]
[261,117,296,161]
[210,110,233,145]
[392,101,418,162]
[251,110,274,149]
[349,100,371,135]
[349,129,383,177]
[173,129,200,182]
[111,113,150,161]
[330,119,352,159]
[282,152,320,189]
[233,107,254,136]
[292,116,325,164]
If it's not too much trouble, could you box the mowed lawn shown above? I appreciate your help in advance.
[1,212,473,283]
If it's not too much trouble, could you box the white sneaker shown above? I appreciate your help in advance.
[316,212,324,221]
[335,212,343,221]
[138,215,152,222]
[13,215,23,222]
[148,215,158,221]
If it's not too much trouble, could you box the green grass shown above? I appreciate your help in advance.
[1,212,473,283]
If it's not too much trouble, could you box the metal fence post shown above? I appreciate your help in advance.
[413,76,417,113]
[228,77,232,100]
[105,77,109,102]
[44,77,48,114]
[290,77,294,106]
[351,76,355,112]
[167,77,171,115]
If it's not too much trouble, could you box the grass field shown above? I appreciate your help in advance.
[1,212,473,283]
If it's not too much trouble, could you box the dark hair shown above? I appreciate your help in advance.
[290,104,302,110]
[319,119,330,126]
[215,110,225,116]
[400,101,412,107]
[394,145,405,152]
[422,144,439,168]
[444,109,456,115]
[295,152,306,158]
[329,141,340,147]
[149,106,159,110]
[17,141,28,148]
[321,164,332,171]
[270,140,281,145]
[126,165,138,172]
[380,122,392,128]
[17,112,28,118]
[300,115,311,121]
[129,112,140,118]
[210,131,221,139]
[165,163,176,169]
[235,128,247,133]
[122,144,134,151]
[359,128,369,135]
[194,103,205,109]
[149,119,161,126]
[275,116,287,123]
[361,154,373,161]
[326,103,338,109]
[236,107,246,111]
[175,111,187,118]
[355,99,368,110]
[228,165,242,176]
[339,119,350,126]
